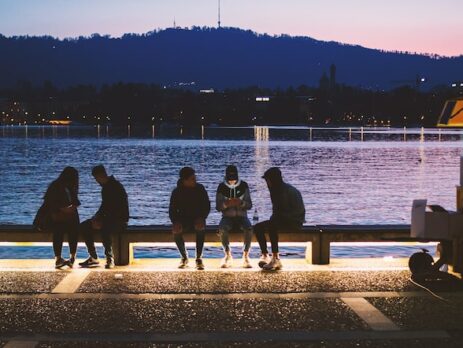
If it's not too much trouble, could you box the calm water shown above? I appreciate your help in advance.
[0,125,461,259]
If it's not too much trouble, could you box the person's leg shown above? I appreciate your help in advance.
[52,225,64,258]
[241,217,253,268]
[81,219,98,259]
[218,217,232,253]
[254,220,270,255]
[101,222,114,259]
[218,217,233,268]
[195,228,205,260]
[268,219,280,257]
[173,230,188,260]
[67,222,79,266]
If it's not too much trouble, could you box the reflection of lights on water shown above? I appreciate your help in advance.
[383,256,394,262]
[201,125,205,140]
[254,126,269,141]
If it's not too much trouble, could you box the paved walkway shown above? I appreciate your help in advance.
[0,258,462,347]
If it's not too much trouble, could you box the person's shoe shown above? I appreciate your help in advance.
[66,257,76,268]
[105,257,115,269]
[220,254,233,268]
[195,258,205,270]
[242,255,252,269]
[262,257,282,271]
[178,257,189,269]
[79,257,100,268]
[55,257,67,269]
[257,255,271,269]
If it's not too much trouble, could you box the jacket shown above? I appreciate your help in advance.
[216,179,252,218]
[270,182,305,226]
[169,180,211,223]
[95,176,129,222]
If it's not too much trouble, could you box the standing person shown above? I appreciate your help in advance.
[79,165,129,269]
[169,167,210,270]
[254,167,305,271]
[34,167,80,269]
[216,165,253,268]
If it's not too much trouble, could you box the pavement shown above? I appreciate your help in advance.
[0,258,462,347]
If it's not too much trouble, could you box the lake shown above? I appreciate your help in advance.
[0,125,461,259]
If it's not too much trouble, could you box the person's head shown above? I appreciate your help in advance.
[58,166,79,191]
[225,165,238,185]
[262,167,283,189]
[92,165,109,186]
[179,166,196,188]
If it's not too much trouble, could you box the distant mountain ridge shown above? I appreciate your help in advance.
[0,27,461,90]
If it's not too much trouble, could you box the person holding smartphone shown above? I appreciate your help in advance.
[216,165,253,268]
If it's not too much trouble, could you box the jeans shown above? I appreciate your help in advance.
[173,221,205,259]
[51,221,79,258]
[81,219,127,259]
[218,216,252,253]
[254,218,301,254]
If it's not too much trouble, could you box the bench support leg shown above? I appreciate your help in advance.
[319,237,330,265]
[114,235,132,266]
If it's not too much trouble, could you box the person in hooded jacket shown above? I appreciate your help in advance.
[34,166,80,269]
[169,167,210,270]
[254,167,305,271]
[216,165,253,268]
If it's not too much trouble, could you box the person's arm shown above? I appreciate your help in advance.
[216,186,228,212]
[240,187,252,211]
[200,186,211,219]
[169,189,179,223]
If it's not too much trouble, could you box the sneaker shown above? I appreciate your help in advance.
[105,257,115,269]
[79,257,100,268]
[196,258,205,270]
[178,257,189,269]
[55,257,67,269]
[257,255,271,269]
[263,257,282,271]
[66,257,76,268]
[242,255,252,269]
[220,254,233,268]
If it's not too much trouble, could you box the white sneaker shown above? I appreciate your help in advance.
[258,255,271,269]
[178,257,189,269]
[242,255,252,268]
[220,254,233,268]
[263,257,282,271]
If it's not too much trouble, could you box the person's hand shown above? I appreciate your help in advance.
[229,198,241,207]
[61,205,76,214]
[172,222,183,235]
[91,217,103,230]
[194,218,205,231]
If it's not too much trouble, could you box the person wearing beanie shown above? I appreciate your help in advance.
[169,167,211,270]
[216,165,253,268]
[254,167,305,271]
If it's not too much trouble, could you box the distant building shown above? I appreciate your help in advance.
[319,72,329,91]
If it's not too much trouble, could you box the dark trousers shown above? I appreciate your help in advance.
[51,221,79,258]
[173,222,206,259]
[254,218,301,254]
[81,219,127,259]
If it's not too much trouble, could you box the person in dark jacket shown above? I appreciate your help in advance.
[35,166,80,269]
[79,165,129,269]
[169,167,210,270]
[254,167,305,271]
[216,165,253,268]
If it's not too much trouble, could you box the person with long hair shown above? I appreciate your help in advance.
[39,166,80,268]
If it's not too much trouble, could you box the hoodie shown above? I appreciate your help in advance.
[216,179,252,218]
[169,180,211,223]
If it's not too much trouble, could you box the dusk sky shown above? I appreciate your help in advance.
[0,0,462,56]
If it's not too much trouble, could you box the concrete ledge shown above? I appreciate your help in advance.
[0,224,417,266]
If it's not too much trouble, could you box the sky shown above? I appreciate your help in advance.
[0,0,462,56]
